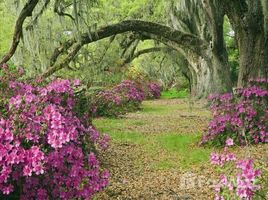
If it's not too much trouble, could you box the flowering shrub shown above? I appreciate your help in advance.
[113,80,145,103]
[211,139,262,200]
[202,79,268,146]
[146,82,161,99]
[0,64,109,199]
[92,80,145,117]
[94,90,123,117]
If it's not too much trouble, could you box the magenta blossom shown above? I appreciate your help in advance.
[226,138,234,146]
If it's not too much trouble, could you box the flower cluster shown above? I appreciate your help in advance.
[92,80,146,117]
[146,82,161,99]
[91,80,162,117]
[203,81,268,145]
[113,80,145,102]
[211,139,262,200]
[0,65,109,199]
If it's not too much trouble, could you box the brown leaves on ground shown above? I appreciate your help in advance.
[94,99,268,200]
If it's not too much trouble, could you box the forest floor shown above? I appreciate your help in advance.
[93,98,268,200]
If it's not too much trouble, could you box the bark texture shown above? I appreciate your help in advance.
[224,0,268,86]
[169,0,232,98]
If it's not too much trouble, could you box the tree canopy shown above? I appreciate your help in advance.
[0,0,267,97]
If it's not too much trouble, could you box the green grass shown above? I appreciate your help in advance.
[141,104,167,114]
[109,131,146,144]
[93,98,211,170]
[93,118,147,144]
[94,115,210,169]
[155,134,210,169]
[141,102,189,115]
[161,88,189,99]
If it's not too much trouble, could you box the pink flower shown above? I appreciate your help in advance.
[23,165,32,176]
[2,185,13,195]
[225,138,234,146]
[73,79,81,86]
[210,152,220,165]
[0,68,109,198]
[214,194,224,200]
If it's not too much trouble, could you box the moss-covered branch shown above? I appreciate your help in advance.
[0,0,40,65]
[43,20,207,78]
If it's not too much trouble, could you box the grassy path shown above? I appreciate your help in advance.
[93,99,268,200]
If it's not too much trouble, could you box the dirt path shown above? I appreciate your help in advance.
[94,99,268,200]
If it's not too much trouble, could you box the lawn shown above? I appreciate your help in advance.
[93,98,211,171]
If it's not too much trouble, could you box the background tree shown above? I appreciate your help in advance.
[1,0,267,97]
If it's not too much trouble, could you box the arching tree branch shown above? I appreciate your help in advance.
[26,0,51,30]
[42,20,208,78]
[122,47,170,66]
[43,42,83,78]
[54,0,75,21]
[0,0,40,65]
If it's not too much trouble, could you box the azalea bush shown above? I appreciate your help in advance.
[211,139,263,200]
[94,90,123,117]
[126,65,161,99]
[0,64,109,199]
[146,82,161,99]
[202,79,268,146]
[92,80,145,117]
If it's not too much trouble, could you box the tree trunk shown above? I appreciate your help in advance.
[168,0,232,98]
[237,30,268,86]
[188,53,231,98]
[224,0,268,86]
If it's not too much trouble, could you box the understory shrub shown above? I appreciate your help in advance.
[94,90,123,117]
[92,80,161,117]
[0,64,109,199]
[146,82,161,99]
[202,78,268,146]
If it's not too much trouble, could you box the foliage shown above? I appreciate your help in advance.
[125,65,147,83]
[211,139,262,200]
[91,80,145,117]
[125,65,162,99]
[0,1,15,58]
[161,88,189,99]
[93,89,123,117]
[224,17,239,84]
[146,82,161,99]
[93,99,212,171]
[202,79,268,146]
[0,64,109,199]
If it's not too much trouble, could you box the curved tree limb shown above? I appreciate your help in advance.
[120,33,140,57]
[26,0,51,30]
[0,0,40,65]
[79,20,207,55]
[42,42,83,78]
[121,47,170,66]
[54,0,75,21]
[43,20,208,78]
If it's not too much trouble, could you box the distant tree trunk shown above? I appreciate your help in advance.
[224,0,268,86]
